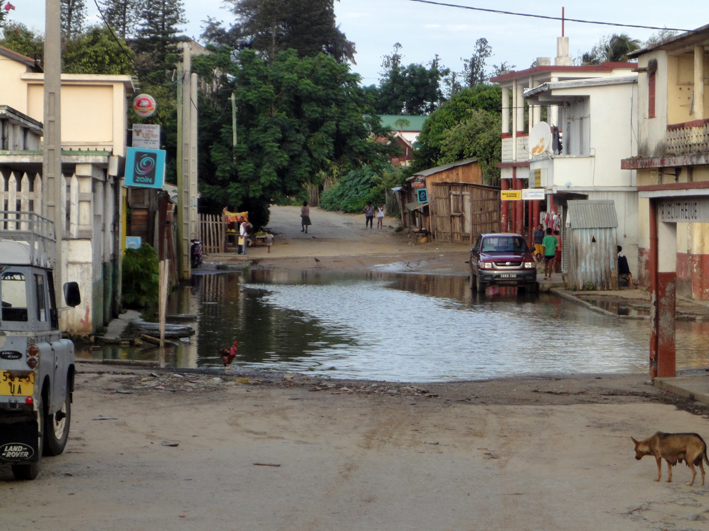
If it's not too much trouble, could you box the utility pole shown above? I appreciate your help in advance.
[231,92,237,162]
[176,43,192,281]
[190,72,198,241]
[44,0,63,305]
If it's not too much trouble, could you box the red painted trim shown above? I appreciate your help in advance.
[490,62,636,83]
[516,132,529,137]
[648,72,656,119]
[638,182,709,192]
[502,133,513,138]
[666,118,709,131]
[501,132,529,139]
[495,162,531,168]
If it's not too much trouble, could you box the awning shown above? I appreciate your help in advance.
[405,202,429,212]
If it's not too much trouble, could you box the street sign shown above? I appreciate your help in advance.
[522,189,545,201]
[501,190,522,201]
[132,124,161,149]
[417,188,428,203]
[125,147,166,189]
[132,94,157,118]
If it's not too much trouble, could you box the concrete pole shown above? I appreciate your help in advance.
[500,179,509,232]
[177,43,192,281]
[43,0,63,305]
[190,73,198,241]
[655,214,677,378]
[512,81,518,162]
[694,46,704,120]
[516,80,525,133]
[501,87,510,135]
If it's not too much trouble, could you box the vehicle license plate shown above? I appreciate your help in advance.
[0,371,34,397]
[499,274,516,278]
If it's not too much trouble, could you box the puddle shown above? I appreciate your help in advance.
[77,271,709,382]
[583,298,651,317]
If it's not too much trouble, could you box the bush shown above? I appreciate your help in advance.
[320,166,380,213]
[122,244,159,309]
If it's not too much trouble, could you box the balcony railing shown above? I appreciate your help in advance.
[666,119,709,155]
[501,135,529,163]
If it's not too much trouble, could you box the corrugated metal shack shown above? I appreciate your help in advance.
[398,158,500,244]
[566,200,619,290]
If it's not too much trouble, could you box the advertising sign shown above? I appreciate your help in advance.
[522,189,545,201]
[533,169,542,188]
[501,190,522,201]
[132,124,161,149]
[125,147,166,189]
[126,237,142,249]
[132,94,157,118]
[417,188,429,203]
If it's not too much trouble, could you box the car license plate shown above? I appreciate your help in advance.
[499,274,516,278]
[0,371,34,397]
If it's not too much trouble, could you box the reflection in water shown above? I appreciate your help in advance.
[78,271,709,382]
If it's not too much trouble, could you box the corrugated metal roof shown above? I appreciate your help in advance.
[408,157,479,180]
[567,200,618,229]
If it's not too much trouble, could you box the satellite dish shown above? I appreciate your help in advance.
[529,122,552,156]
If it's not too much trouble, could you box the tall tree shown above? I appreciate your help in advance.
[0,22,45,64]
[375,44,449,114]
[63,25,135,74]
[134,0,186,78]
[460,38,492,87]
[216,0,355,62]
[61,0,87,41]
[582,33,640,64]
[99,0,145,40]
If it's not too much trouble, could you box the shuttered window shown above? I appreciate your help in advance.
[649,72,656,119]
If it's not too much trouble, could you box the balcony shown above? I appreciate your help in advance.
[501,135,529,163]
[666,119,709,155]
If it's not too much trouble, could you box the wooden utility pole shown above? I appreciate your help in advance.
[44,0,63,304]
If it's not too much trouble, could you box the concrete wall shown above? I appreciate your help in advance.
[636,51,670,158]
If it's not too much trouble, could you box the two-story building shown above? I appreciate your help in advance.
[490,35,637,273]
[620,24,709,378]
[0,45,134,334]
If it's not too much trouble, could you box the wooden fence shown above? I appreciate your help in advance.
[429,182,500,244]
[199,213,226,254]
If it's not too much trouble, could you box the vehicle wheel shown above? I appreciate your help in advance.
[44,388,71,456]
[11,396,43,480]
[475,274,485,293]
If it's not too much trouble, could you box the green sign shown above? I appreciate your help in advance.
[417,188,428,203]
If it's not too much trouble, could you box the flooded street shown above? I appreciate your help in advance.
[82,271,709,381]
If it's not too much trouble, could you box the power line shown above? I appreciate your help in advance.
[406,0,692,32]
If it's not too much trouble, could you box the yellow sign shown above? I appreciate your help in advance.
[0,371,34,397]
[534,169,542,188]
[501,190,522,201]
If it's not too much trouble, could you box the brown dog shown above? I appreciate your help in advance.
[632,432,709,486]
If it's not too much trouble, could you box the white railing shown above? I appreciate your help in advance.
[665,119,709,155]
[501,135,530,163]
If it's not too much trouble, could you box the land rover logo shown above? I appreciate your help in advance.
[0,442,34,461]
[0,350,22,360]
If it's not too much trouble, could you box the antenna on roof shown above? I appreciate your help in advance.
[562,7,565,37]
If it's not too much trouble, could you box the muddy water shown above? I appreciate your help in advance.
[81,271,709,382]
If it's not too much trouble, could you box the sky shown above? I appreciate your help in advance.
[5,0,707,86]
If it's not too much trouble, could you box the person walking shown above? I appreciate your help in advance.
[376,203,385,229]
[553,229,562,273]
[363,202,375,229]
[265,232,274,253]
[542,227,559,280]
[533,223,544,262]
[300,201,311,234]
[239,220,249,255]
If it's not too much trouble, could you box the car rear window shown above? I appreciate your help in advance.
[481,237,528,253]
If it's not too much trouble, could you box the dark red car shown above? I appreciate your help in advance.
[469,233,537,293]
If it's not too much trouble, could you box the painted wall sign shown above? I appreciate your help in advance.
[501,190,522,201]
[126,237,142,249]
[417,188,428,203]
[658,199,709,223]
[125,147,166,189]
[522,189,545,201]
[533,169,542,188]
[132,124,161,149]
[132,94,157,118]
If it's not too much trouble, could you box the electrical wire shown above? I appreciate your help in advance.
[406,0,692,32]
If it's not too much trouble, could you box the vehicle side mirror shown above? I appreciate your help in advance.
[63,282,81,308]
[472,247,478,254]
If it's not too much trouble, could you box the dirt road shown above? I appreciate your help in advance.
[2,369,709,530]
[3,206,709,530]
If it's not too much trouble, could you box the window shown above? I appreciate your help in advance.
[649,71,656,119]
[35,274,47,322]
[1,272,28,322]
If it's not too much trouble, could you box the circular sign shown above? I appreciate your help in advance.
[132,94,157,118]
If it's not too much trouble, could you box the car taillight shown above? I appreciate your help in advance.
[26,344,39,369]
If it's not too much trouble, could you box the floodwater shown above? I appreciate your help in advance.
[79,271,709,382]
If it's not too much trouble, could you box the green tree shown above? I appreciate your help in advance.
[99,0,145,40]
[0,22,45,64]
[412,84,501,172]
[63,25,135,74]
[461,38,492,87]
[134,0,186,79]
[195,47,390,225]
[375,44,449,114]
[61,0,87,40]
[582,33,641,64]
[217,0,354,62]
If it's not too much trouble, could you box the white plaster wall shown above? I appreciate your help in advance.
[60,239,94,333]
[636,51,669,158]
[552,157,595,188]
